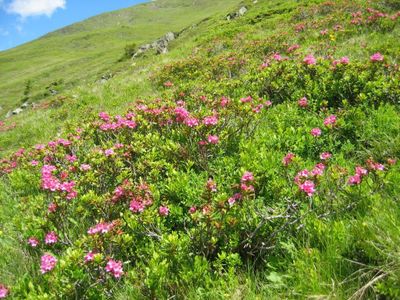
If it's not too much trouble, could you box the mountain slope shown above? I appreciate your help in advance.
[0,0,243,113]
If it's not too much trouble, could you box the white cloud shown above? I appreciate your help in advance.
[6,0,66,18]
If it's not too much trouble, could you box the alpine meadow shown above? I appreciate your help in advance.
[0,0,400,299]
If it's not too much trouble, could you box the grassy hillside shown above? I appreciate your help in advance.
[0,0,242,113]
[1,0,400,299]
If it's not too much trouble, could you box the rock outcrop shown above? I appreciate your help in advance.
[226,6,248,20]
[132,32,176,58]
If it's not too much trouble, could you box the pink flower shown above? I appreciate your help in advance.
[183,117,199,127]
[303,54,316,65]
[28,237,39,247]
[159,206,169,216]
[163,81,174,87]
[300,180,315,196]
[240,183,255,192]
[189,206,197,214]
[65,154,77,163]
[298,97,308,108]
[40,254,57,274]
[0,284,9,298]
[348,174,362,185]
[99,112,110,122]
[45,231,58,245]
[206,179,217,192]
[240,96,252,103]
[370,52,384,62]
[220,96,230,107]
[340,56,350,64]
[207,135,219,144]
[287,44,300,52]
[129,199,145,213]
[355,166,368,176]
[273,53,282,61]
[228,193,242,207]
[105,259,123,278]
[87,221,115,235]
[311,164,324,176]
[324,115,337,127]
[264,100,272,107]
[320,29,328,35]
[48,202,57,213]
[104,149,114,156]
[320,152,332,160]
[84,251,96,263]
[387,158,397,165]
[241,171,254,183]
[174,107,189,122]
[30,160,39,166]
[310,128,322,137]
[202,115,218,126]
[80,164,91,171]
[282,153,295,166]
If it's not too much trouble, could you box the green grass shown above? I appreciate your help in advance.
[1,0,400,298]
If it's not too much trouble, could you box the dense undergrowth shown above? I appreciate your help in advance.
[1,0,400,299]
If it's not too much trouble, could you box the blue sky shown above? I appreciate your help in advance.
[0,0,147,51]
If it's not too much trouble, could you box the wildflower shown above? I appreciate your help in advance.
[207,135,219,144]
[355,166,368,176]
[45,231,58,245]
[183,117,199,127]
[163,81,174,87]
[311,164,325,176]
[159,206,169,216]
[241,171,254,183]
[310,128,322,137]
[303,54,316,65]
[324,115,337,127]
[28,237,39,247]
[189,206,197,214]
[65,154,77,163]
[99,112,110,122]
[129,199,145,213]
[240,96,252,103]
[206,179,217,192]
[0,285,9,298]
[320,152,332,160]
[340,56,350,64]
[84,251,96,263]
[105,259,123,278]
[202,115,218,126]
[387,158,397,165]
[320,29,328,35]
[298,97,308,108]
[80,164,91,171]
[287,44,300,52]
[240,183,255,192]
[48,202,57,213]
[282,153,295,166]
[300,180,315,196]
[104,149,114,156]
[348,174,362,185]
[220,96,230,107]
[370,52,384,62]
[87,221,115,235]
[40,254,57,274]
[264,100,272,107]
[273,53,282,61]
[174,107,189,122]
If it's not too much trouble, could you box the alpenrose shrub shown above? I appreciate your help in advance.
[1,81,398,298]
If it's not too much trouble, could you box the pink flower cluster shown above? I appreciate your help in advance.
[348,166,368,185]
[294,163,326,197]
[298,97,308,108]
[45,231,58,245]
[303,54,316,65]
[324,115,337,127]
[40,254,57,274]
[99,113,137,131]
[282,152,295,166]
[105,259,124,278]
[241,171,255,192]
[370,52,384,62]
[41,165,77,200]
[87,221,116,235]
[332,56,350,66]
[159,206,170,216]
[84,251,96,263]
[28,237,39,247]
[0,284,9,298]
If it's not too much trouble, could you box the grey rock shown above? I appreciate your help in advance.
[21,102,29,108]
[12,108,23,115]
[238,6,248,16]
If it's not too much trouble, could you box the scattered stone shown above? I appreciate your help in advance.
[12,108,23,115]
[21,102,29,109]
[227,6,248,20]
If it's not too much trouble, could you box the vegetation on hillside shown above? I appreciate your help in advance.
[0,0,400,299]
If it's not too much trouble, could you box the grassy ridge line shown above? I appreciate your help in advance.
[0,0,243,112]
